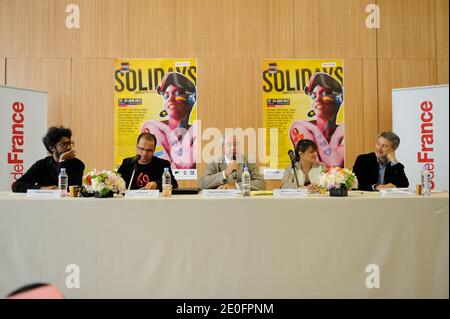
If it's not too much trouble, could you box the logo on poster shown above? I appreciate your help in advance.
[417,100,435,189]
[8,102,25,183]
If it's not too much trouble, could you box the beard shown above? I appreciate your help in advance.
[54,149,64,160]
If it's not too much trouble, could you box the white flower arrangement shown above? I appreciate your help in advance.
[319,167,358,190]
[82,169,126,196]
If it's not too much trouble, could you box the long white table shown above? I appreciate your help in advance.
[0,191,448,298]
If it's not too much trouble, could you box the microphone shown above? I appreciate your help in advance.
[232,155,237,181]
[288,150,297,164]
[288,150,300,188]
[131,155,141,164]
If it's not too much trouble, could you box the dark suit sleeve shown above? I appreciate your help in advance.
[169,167,178,189]
[389,162,409,188]
[11,161,43,193]
[353,155,374,191]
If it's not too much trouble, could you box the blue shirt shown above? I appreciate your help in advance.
[377,159,390,185]
[373,158,399,190]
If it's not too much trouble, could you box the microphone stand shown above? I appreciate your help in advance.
[128,160,138,191]
[232,155,237,183]
[231,155,240,191]
[291,159,300,188]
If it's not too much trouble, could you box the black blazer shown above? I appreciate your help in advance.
[352,152,409,191]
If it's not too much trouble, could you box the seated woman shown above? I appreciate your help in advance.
[280,139,325,193]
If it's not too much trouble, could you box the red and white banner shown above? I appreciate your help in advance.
[0,86,48,191]
[392,84,449,191]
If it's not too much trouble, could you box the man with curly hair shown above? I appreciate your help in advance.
[12,126,85,193]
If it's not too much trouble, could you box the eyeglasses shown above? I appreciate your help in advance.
[137,146,154,153]
[55,141,74,148]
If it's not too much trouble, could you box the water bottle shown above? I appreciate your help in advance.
[421,165,431,196]
[58,167,68,196]
[241,166,251,197]
[162,167,172,197]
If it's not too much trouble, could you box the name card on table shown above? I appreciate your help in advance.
[26,189,63,198]
[273,188,308,197]
[202,189,238,198]
[263,168,284,180]
[379,188,414,196]
[125,190,160,198]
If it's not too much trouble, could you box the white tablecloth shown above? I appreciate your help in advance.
[0,191,448,298]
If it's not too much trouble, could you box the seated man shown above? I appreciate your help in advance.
[198,133,265,190]
[118,132,178,191]
[353,131,409,191]
[12,126,85,193]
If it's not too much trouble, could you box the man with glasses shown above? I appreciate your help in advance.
[117,132,178,190]
[198,133,265,190]
[12,126,85,192]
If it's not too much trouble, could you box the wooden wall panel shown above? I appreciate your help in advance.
[435,0,448,84]
[0,0,6,58]
[222,59,261,129]
[71,58,114,171]
[0,57,4,85]
[195,58,265,186]
[437,59,448,84]
[196,58,228,131]
[80,0,224,59]
[294,0,377,59]
[196,59,263,138]
[6,58,71,127]
[377,0,436,59]
[342,60,364,169]
[435,0,449,60]
[160,0,224,57]
[81,0,149,58]
[338,59,378,168]
[377,60,437,132]
[362,60,379,153]
[227,0,294,58]
[194,58,226,187]
[4,0,294,59]
[5,0,81,58]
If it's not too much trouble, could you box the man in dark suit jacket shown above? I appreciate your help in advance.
[353,131,409,191]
